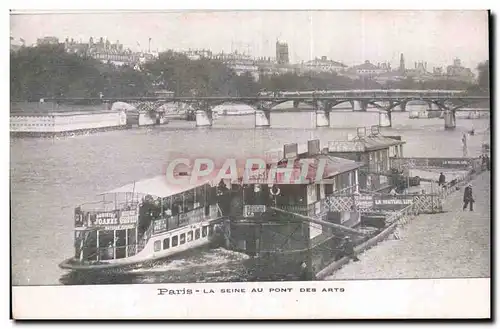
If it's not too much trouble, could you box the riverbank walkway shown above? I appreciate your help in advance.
[325,171,491,280]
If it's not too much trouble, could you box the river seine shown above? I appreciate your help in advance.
[10,104,489,285]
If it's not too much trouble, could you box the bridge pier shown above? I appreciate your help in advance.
[195,102,213,127]
[351,100,368,112]
[315,101,330,127]
[255,104,271,127]
[293,100,300,108]
[397,101,407,112]
[443,110,456,130]
[378,110,392,127]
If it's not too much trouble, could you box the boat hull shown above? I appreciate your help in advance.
[60,219,223,271]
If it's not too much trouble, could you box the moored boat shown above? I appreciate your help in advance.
[59,175,225,271]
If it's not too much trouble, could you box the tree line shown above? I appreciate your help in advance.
[10,44,489,102]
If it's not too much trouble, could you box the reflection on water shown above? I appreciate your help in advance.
[10,106,490,285]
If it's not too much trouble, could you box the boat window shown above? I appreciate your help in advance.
[180,233,186,244]
[187,231,193,242]
[172,235,178,247]
[163,238,170,249]
[195,228,200,240]
[154,240,161,252]
[202,226,208,237]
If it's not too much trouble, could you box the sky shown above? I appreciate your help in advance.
[10,10,489,71]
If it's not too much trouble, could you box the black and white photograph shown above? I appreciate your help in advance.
[9,8,491,319]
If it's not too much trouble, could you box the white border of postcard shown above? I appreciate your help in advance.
[7,0,495,321]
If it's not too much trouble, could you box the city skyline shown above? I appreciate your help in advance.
[11,10,489,71]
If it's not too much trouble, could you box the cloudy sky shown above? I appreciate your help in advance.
[10,10,489,70]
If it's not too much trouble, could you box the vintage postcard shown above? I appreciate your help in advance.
[10,9,491,319]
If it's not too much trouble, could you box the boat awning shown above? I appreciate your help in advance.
[101,174,218,198]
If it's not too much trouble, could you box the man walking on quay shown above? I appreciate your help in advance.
[463,184,475,211]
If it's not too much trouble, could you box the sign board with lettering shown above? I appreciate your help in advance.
[96,211,118,226]
[119,210,138,225]
[154,218,167,234]
[373,195,413,211]
[102,224,136,231]
[391,157,472,170]
[243,205,267,218]
[328,141,365,153]
[355,195,374,210]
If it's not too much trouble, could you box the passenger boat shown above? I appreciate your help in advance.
[59,174,225,271]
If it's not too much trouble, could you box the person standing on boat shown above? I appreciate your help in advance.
[463,184,474,211]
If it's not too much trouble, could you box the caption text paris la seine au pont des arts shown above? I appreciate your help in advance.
[158,287,346,295]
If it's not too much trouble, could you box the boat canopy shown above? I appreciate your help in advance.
[101,174,219,198]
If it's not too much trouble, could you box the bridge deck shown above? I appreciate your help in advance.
[43,95,489,102]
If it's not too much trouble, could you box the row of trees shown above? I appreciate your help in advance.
[10,44,490,102]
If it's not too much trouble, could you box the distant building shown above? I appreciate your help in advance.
[373,71,405,84]
[181,49,213,60]
[446,58,475,83]
[405,61,428,79]
[300,56,347,74]
[349,60,390,78]
[63,37,156,67]
[275,40,289,65]
[36,36,59,46]
[214,51,260,80]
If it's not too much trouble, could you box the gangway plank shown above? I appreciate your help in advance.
[270,207,367,237]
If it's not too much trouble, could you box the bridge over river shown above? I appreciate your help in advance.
[44,89,489,129]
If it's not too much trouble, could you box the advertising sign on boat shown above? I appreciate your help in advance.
[96,211,118,226]
[355,195,374,210]
[243,205,266,218]
[119,210,138,225]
